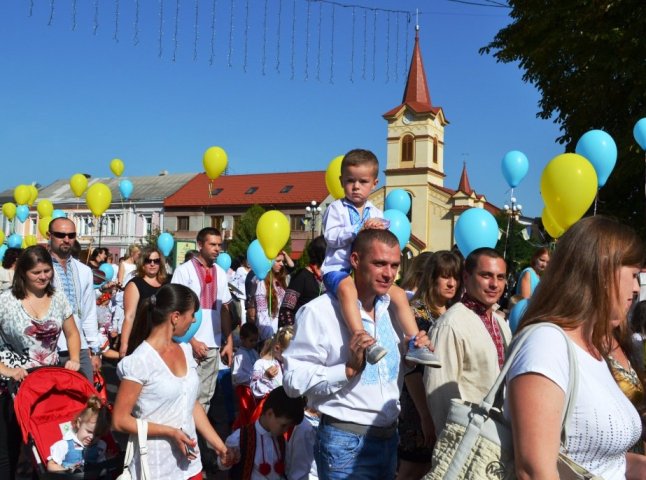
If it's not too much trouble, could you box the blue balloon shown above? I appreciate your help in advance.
[634,118,646,150]
[501,151,529,188]
[173,308,203,343]
[119,179,134,200]
[454,208,499,257]
[383,209,411,250]
[0,245,7,262]
[51,209,66,219]
[7,234,22,249]
[384,189,411,215]
[99,263,114,281]
[157,232,174,257]
[216,252,232,271]
[247,239,271,280]
[16,205,29,223]
[575,129,617,187]
[508,298,529,334]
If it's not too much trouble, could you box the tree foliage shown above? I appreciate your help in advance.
[481,1,646,233]
[227,204,266,260]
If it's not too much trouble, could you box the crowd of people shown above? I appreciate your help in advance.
[1,148,646,480]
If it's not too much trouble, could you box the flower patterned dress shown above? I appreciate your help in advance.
[0,289,73,395]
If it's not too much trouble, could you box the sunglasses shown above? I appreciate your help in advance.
[50,231,77,240]
[144,258,161,265]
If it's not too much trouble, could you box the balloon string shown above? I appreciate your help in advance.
[593,191,598,215]
[269,269,273,319]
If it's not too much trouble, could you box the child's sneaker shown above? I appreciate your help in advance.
[405,338,441,368]
[365,343,388,364]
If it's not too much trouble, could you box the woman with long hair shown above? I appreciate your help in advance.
[507,216,646,478]
[516,246,550,298]
[248,252,289,341]
[119,246,168,357]
[112,283,227,480]
[117,244,141,286]
[0,246,81,478]
[398,251,461,480]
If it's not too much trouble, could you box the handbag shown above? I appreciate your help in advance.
[116,418,151,480]
[426,323,603,480]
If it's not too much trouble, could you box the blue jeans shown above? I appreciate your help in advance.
[315,421,398,480]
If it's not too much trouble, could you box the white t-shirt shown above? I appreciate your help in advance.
[250,357,283,399]
[232,347,260,387]
[171,261,232,348]
[117,342,202,480]
[48,431,107,466]
[505,325,641,480]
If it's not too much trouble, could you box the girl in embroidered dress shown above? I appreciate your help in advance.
[248,253,289,342]
[250,327,293,400]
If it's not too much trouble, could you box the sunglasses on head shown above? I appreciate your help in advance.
[50,231,77,240]
[144,258,161,265]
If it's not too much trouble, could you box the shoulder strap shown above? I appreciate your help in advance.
[136,419,151,480]
[481,323,578,443]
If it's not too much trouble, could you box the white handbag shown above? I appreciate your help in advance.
[427,323,603,480]
[116,418,151,480]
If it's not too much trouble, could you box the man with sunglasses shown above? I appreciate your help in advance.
[48,217,101,381]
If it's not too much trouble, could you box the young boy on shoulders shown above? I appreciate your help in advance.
[321,148,440,366]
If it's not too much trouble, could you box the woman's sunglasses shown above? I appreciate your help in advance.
[144,258,161,265]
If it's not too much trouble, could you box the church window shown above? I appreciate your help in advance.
[401,135,414,164]
[433,137,439,164]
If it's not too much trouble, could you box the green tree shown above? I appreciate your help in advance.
[228,204,266,259]
[495,214,539,274]
[481,1,646,234]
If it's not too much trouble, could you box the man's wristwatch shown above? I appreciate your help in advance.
[90,347,101,356]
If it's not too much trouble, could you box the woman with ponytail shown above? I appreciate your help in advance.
[112,283,228,480]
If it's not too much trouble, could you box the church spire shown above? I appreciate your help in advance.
[457,162,473,194]
[402,29,433,113]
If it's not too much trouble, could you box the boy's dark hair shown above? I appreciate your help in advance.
[239,322,259,339]
[340,149,379,178]
[262,386,304,424]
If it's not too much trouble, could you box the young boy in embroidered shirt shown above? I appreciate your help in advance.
[220,386,306,480]
[321,148,440,366]
[232,322,260,428]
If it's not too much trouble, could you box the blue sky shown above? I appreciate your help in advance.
[0,0,565,217]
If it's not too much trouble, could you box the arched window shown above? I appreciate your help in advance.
[401,135,414,164]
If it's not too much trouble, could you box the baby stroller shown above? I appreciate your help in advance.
[12,367,123,479]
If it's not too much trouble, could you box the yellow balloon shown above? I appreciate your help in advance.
[37,199,54,218]
[14,184,30,205]
[540,153,598,230]
[325,155,345,200]
[110,158,125,177]
[24,235,37,247]
[27,185,38,206]
[0,231,4,245]
[70,173,88,198]
[38,217,52,237]
[203,146,228,180]
[256,210,291,259]
[541,207,565,239]
[2,202,16,220]
[86,183,112,217]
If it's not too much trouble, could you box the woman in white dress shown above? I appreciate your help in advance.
[507,216,646,479]
[112,283,228,480]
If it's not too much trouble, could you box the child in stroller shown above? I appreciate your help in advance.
[13,367,122,479]
[47,395,110,473]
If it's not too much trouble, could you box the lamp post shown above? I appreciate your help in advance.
[502,197,523,264]
[305,200,322,239]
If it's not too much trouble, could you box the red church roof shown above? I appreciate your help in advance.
[383,30,442,118]
[164,171,329,208]
[457,163,473,195]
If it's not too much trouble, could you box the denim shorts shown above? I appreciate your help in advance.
[315,419,398,479]
[322,271,351,297]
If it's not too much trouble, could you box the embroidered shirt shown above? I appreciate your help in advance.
[53,258,79,316]
[461,293,505,368]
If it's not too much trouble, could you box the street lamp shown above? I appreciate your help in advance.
[502,197,523,263]
[305,200,322,239]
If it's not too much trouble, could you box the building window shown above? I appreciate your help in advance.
[433,137,438,164]
[211,216,224,230]
[280,185,293,193]
[178,216,189,231]
[245,187,258,195]
[401,135,414,163]
[142,215,153,236]
[212,188,223,196]
[290,215,305,232]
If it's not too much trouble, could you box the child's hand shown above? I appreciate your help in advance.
[221,447,240,467]
[265,365,279,378]
[362,218,388,230]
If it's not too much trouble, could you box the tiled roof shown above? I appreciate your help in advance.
[0,173,198,205]
[164,171,330,207]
